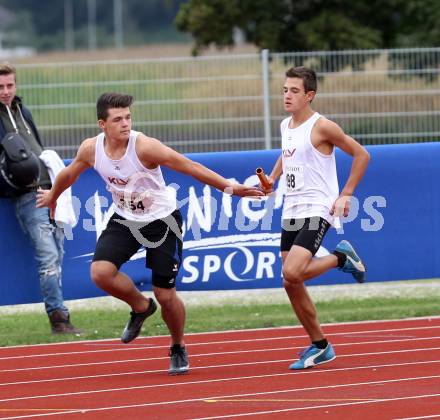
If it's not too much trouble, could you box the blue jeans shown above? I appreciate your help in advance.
[12,191,68,315]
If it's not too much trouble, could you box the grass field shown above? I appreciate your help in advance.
[0,280,438,347]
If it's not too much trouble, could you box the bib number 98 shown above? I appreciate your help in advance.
[286,173,296,189]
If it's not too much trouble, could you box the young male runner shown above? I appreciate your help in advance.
[37,92,263,374]
[261,67,370,369]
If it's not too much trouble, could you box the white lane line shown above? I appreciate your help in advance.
[1,316,438,351]
[0,376,439,419]
[1,335,440,374]
[394,415,440,419]
[0,359,438,404]
[191,393,440,420]
[0,326,438,362]
[1,347,440,387]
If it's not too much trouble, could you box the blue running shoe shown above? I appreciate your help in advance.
[335,240,366,283]
[289,343,336,370]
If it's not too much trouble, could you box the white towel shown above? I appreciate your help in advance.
[39,150,78,228]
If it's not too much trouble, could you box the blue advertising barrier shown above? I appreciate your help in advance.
[0,142,439,305]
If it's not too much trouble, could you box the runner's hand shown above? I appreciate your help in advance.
[36,188,57,220]
[226,184,265,197]
[331,195,351,217]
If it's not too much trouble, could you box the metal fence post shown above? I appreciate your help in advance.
[261,49,272,150]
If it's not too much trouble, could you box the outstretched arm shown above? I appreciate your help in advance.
[36,138,95,218]
[137,135,263,197]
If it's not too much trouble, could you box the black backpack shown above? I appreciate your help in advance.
[0,133,41,198]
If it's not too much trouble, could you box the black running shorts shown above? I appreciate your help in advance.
[280,216,330,255]
[93,209,183,288]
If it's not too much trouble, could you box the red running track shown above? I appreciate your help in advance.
[0,317,439,419]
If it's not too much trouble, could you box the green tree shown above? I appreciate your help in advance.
[176,0,440,55]
[396,0,440,47]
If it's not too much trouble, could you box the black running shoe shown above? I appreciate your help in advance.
[169,344,189,375]
[121,298,157,343]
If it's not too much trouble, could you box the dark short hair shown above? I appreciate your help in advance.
[96,92,134,120]
[0,62,16,80]
[285,66,317,93]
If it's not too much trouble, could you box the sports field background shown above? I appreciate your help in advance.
[14,45,440,158]
[0,279,438,315]
[2,44,439,346]
[0,279,438,346]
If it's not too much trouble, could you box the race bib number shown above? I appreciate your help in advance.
[112,190,153,214]
[285,165,304,192]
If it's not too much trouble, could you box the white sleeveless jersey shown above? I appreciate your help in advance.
[281,112,339,225]
[94,130,176,222]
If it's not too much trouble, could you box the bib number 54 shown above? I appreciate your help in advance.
[120,198,146,211]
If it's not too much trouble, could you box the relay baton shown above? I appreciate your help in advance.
[256,167,271,190]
